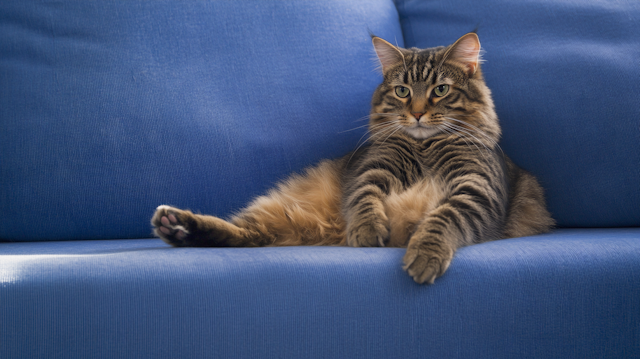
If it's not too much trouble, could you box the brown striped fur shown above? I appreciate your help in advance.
[151,33,554,284]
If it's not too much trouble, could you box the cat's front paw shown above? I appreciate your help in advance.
[403,239,454,284]
[346,217,390,247]
[152,205,197,246]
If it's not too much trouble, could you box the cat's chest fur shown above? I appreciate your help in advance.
[383,175,446,247]
[347,135,462,247]
[367,133,458,184]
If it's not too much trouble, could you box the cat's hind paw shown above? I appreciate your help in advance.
[152,205,194,246]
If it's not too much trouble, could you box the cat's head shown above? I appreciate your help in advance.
[370,33,500,144]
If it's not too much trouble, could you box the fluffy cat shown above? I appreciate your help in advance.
[151,33,554,284]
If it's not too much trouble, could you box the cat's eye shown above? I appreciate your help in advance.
[433,84,449,97]
[395,86,410,98]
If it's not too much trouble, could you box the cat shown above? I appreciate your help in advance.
[151,33,554,284]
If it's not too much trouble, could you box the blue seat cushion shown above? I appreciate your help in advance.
[394,0,640,227]
[2,228,639,358]
[0,0,404,241]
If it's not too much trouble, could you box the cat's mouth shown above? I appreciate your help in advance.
[404,122,441,140]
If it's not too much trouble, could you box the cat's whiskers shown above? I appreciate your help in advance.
[354,114,373,122]
[363,121,402,145]
[338,123,371,133]
[347,118,395,142]
[371,112,403,117]
[376,123,404,145]
[442,122,490,151]
[367,120,402,140]
[342,113,402,133]
[345,114,401,134]
[440,122,491,163]
[445,116,504,157]
[346,119,400,166]
[438,124,484,158]
[367,122,403,146]
[438,124,475,152]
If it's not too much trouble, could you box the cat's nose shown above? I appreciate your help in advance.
[412,112,424,120]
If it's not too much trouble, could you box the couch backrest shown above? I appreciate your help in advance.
[0,0,403,241]
[3,0,638,242]
[395,0,640,227]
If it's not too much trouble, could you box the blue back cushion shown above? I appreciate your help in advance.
[0,0,404,241]
[395,0,640,227]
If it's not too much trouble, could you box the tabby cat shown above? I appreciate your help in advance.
[152,33,554,284]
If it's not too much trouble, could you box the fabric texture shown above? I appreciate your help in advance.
[0,0,403,241]
[2,228,639,358]
[2,1,638,358]
[394,0,640,227]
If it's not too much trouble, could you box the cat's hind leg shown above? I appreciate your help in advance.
[152,159,346,247]
[229,159,346,247]
[152,205,262,247]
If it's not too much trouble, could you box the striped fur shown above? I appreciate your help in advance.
[152,33,554,284]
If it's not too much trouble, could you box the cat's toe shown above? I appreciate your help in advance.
[346,219,389,247]
[402,241,453,284]
[152,205,192,246]
[159,215,188,240]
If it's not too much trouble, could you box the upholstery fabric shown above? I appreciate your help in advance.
[2,228,639,358]
[0,0,403,241]
[394,0,640,227]
[2,1,638,358]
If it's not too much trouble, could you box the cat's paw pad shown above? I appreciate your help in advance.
[152,205,194,246]
[403,241,454,284]
[346,218,390,247]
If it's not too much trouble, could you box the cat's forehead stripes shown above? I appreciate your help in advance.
[392,48,450,86]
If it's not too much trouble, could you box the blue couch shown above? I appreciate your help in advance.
[2,0,639,358]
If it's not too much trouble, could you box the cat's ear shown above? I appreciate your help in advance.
[444,33,481,76]
[372,37,405,73]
